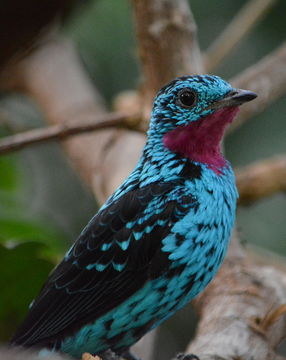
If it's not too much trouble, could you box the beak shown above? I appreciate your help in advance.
[208,89,257,110]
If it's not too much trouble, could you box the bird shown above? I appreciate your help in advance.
[10,75,257,360]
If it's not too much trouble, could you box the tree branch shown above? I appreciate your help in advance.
[109,42,286,135]
[0,35,147,204]
[1,135,285,209]
[132,0,203,113]
[236,155,286,206]
[204,0,278,72]
[0,113,142,155]
[187,237,286,360]
[228,42,286,132]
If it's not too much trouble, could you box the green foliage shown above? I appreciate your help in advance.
[0,242,54,340]
[0,154,65,251]
[0,151,65,340]
[0,156,17,191]
[0,218,65,255]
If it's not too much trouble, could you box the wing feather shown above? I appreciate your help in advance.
[11,181,196,347]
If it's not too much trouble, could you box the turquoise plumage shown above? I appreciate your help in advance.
[11,75,257,359]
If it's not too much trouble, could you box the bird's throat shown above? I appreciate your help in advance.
[163,107,239,173]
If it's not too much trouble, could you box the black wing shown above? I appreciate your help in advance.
[11,182,195,348]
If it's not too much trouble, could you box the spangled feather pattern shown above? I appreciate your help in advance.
[10,75,242,359]
[11,181,196,348]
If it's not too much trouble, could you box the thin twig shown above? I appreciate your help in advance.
[111,42,286,135]
[1,124,286,208]
[204,0,278,72]
[236,155,286,206]
[228,41,286,132]
[0,113,142,155]
[0,36,147,204]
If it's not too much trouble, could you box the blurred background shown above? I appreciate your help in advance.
[0,0,285,357]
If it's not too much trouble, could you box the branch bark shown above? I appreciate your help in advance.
[0,113,142,155]
[228,42,286,132]
[0,35,146,204]
[187,237,286,360]
[96,41,286,136]
[1,134,286,209]
[204,0,278,72]
[132,0,203,113]
[236,155,286,205]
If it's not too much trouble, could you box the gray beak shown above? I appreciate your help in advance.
[209,89,257,110]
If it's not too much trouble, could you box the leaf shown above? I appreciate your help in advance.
[0,155,18,192]
[0,242,55,341]
[0,217,66,254]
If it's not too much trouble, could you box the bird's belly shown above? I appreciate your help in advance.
[60,200,234,359]
[59,260,219,359]
[59,279,182,358]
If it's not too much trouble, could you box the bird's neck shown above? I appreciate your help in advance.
[139,136,208,186]
[140,107,238,182]
[163,107,239,174]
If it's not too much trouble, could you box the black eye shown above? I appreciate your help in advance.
[178,89,196,108]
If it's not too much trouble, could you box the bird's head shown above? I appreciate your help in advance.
[149,75,257,172]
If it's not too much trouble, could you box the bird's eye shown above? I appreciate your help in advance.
[177,89,197,108]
